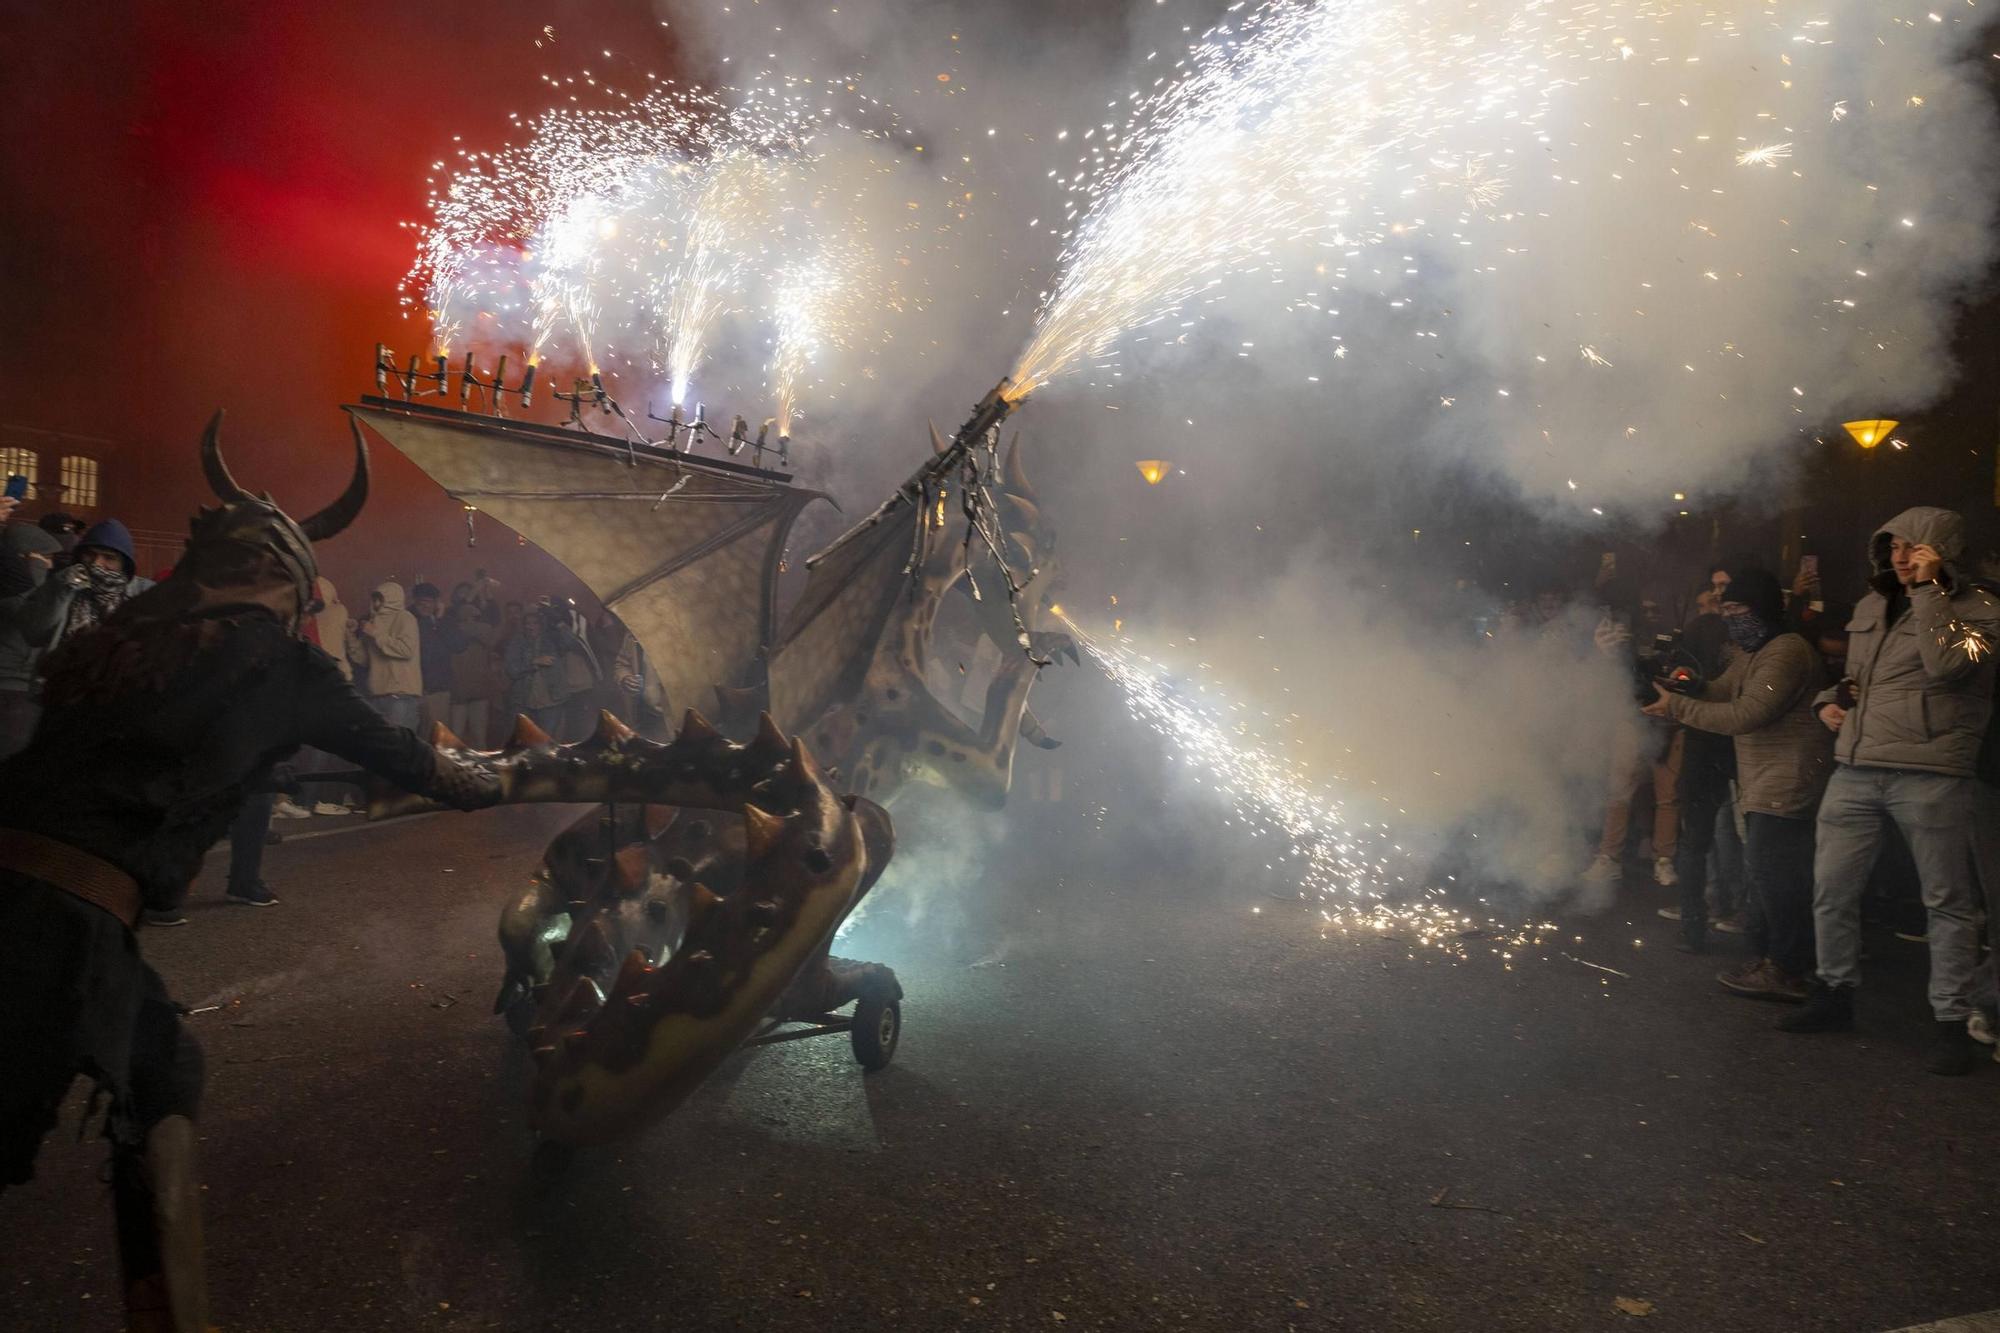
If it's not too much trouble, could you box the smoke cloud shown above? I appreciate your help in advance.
[643,1,1998,908]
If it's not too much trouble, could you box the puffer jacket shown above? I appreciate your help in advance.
[1814,506,2000,778]
[1664,632,1832,818]
[0,524,63,692]
[346,580,423,699]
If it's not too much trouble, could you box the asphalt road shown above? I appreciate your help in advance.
[2,803,1996,1332]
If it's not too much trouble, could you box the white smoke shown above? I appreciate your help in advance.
[649,0,1998,898]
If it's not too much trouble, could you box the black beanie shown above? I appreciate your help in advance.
[1722,566,1785,625]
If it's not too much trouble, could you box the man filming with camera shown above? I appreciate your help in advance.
[1644,567,1832,1004]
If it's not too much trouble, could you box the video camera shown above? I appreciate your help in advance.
[1634,630,1705,703]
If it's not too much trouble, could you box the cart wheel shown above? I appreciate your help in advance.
[851,995,900,1071]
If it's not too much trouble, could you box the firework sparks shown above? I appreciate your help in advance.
[406,77,939,433]
[1057,610,1562,958]
[1734,141,1794,168]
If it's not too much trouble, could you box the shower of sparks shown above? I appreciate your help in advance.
[1734,141,1794,167]
[1057,611,1561,960]
[404,76,939,428]
[994,0,1961,516]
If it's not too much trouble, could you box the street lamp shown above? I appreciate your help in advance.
[1135,459,1171,484]
[1842,418,1898,450]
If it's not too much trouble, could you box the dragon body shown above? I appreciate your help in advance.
[356,400,1067,1148]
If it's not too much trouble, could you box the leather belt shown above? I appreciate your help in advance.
[0,829,143,930]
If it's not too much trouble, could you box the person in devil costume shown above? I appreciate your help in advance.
[0,411,500,1332]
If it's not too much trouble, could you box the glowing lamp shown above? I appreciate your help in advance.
[1843,419,1897,450]
[1136,459,1171,485]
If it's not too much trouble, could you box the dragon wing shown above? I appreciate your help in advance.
[348,399,823,716]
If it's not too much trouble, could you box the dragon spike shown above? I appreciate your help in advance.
[612,845,652,893]
[928,420,949,456]
[508,714,556,750]
[428,720,467,752]
[594,709,636,745]
[1004,430,1037,501]
[1004,494,1042,533]
[677,709,722,744]
[687,882,724,919]
[786,736,823,787]
[607,947,654,1008]
[742,804,783,861]
[753,711,787,753]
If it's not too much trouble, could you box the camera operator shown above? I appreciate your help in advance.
[1779,508,2000,1074]
[1644,567,1831,1002]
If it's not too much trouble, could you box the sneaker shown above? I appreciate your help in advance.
[1777,981,1854,1033]
[1653,856,1679,888]
[1712,913,1747,935]
[1930,1019,1977,1076]
[1969,1011,1997,1046]
[1656,906,1682,922]
[1717,959,1805,1002]
[143,907,188,928]
[226,883,280,907]
[311,801,351,816]
[271,798,313,820]
[1580,854,1622,888]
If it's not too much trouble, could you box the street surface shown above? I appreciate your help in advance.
[2,802,1996,1332]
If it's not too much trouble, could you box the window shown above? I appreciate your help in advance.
[0,447,36,499]
[59,455,99,510]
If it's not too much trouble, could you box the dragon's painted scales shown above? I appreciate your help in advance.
[371,708,884,1145]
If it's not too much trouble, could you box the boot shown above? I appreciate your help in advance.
[115,1116,209,1332]
[1776,980,1853,1032]
[1929,1019,1977,1077]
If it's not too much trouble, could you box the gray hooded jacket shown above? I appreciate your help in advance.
[0,524,63,692]
[1814,506,2000,778]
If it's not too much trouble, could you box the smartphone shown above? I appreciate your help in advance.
[3,475,26,501]
[1799,554,1819,582]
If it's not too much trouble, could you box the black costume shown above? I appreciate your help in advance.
[0,412,495,1331]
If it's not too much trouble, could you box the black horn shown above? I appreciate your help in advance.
[200,410,253,502]
[299,419,371,542]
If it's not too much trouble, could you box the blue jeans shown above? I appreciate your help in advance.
[369,694,421,731]
[1813,765,1982,1019]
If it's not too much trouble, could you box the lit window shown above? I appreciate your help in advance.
[0,447,37,500]
[60,456,99,510]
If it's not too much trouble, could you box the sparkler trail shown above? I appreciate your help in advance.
[997,0,1993,515]
[1056,611,1561,959]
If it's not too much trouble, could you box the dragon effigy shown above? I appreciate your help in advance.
[351,390,1069,1149]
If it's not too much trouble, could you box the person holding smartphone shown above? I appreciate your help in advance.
[1781,507,2000,1075]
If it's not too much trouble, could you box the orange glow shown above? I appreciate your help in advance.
[1136,459,1171,484]
[1842,418,1897,450]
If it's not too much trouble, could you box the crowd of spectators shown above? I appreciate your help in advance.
[1501,503,2000,1076]
[5,491,1995,1075]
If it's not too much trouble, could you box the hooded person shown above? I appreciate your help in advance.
[16,516,156,654]
[344,578,422,728]
[0,412,501,1331]
[1649,567,1832,996]
[1776,506,2000,1074]
[0,521,63,758]
[306,575,351,680]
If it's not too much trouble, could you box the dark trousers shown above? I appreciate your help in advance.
[227,792,273,896]
[0,689,38,761]
[1744,811,1816,978]
[1674,738,1733,947]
